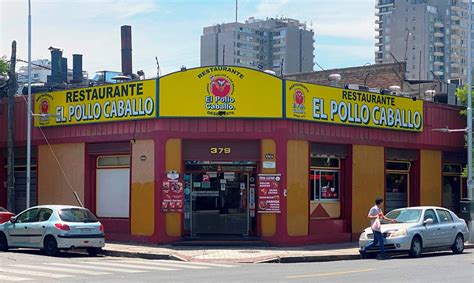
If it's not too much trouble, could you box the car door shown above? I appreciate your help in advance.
[436,209,456,247]
[7,208,40,247]
[420,209,440,248]
[28,208,53,247]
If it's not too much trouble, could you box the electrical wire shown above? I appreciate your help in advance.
[20,95,84,207]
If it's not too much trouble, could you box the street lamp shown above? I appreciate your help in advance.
[26,0,32,209]
[466,0,473,243]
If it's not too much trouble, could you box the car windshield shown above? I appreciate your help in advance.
[59,208,98,223]
[385,208,422,223]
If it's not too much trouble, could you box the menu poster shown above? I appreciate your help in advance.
[161,175,184,212]
[257,174,281,213]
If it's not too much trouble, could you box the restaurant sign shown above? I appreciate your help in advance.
[159,66,282,118]
[34,79,157,127]
[286,80,424,132]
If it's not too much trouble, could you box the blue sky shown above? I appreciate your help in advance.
[1,0,375,78]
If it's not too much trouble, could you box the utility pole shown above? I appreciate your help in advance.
[7,41,17,212]
[466,0,473,243]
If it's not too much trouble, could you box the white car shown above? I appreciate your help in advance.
[359,206,469,258]
[0,205,105,256]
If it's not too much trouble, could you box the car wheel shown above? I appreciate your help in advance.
[409,236,422,258]
[451,234,464,254]
[43,236,59,256]
[0,233,8,252]
[86,247,102,256]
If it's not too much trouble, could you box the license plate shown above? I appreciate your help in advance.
[78,228,93,232]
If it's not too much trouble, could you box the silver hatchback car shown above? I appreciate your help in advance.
[0,205,105,256]
[359,206,469,258]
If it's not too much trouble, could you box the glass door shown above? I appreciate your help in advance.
[190,172,249,236]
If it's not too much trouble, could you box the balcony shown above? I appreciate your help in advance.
[375,42,383,47]
[434,32,444,37]
[375,34,383,39]
[434,61,444,66]
[451,13,461,21]
[434,22,444,28]
[451,24,461,30]
[433,51,444,56]
[451,33,461,40]
[451,72,461,77]
[375,19,381,24]
[434,71,444,76]
[434,41,444,47]
[375,3,394,9]
[375,26,382,32]
[451,61,461,68]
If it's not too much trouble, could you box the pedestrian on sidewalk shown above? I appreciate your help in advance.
[363,197,395,260]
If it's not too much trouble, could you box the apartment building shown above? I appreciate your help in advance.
[201,17,314,75]
[375,0,471,83]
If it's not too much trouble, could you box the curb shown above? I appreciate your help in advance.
[256,254,361,263]
[101,243,474,263]
[101,249,174,260]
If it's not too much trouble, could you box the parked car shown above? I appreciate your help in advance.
[359,206,469,258]
[0,205,105,256]
[0,207,15,224]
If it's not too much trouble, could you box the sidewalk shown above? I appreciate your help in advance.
[101,241,474,263]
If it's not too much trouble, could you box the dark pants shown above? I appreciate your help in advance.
[365,230,385,255]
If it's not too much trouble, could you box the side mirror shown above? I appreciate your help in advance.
[10,216,16,223]
[423,218,433,225]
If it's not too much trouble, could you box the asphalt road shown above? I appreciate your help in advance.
[0,249,472,282]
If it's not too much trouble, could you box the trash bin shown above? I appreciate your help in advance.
[460,198,474,221]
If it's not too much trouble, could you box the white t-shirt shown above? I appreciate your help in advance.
[368,205,382,226]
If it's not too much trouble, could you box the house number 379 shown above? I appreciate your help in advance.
[210,147,231,154]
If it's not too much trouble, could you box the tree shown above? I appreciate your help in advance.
[0,56,8,74]
[455,85,472,177]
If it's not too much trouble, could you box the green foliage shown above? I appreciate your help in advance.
[455,85,472,177]
[455,85,468,115]
[0,56,8,74]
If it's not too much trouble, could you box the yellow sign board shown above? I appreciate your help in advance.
[159,66,282,118]
[286,81,423,132]
[34,80,157,127]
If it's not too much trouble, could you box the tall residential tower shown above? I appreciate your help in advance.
[201,17,314,75]
[375,0,471,83]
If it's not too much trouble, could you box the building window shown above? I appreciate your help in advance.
[96,155,131,218]
[442,164,462,214]
[310,157,340,201]
[386,161,410,212]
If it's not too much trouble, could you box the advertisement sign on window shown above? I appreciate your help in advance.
[161,174,184,213]
[257,174,281,213]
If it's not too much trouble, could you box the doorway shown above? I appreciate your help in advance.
[184,161,256,237]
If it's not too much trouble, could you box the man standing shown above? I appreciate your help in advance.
[363,197,391,260]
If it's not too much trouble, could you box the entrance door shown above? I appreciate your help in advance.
[385,173,409,212]
[190,172,249,236]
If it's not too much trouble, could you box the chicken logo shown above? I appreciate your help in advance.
[40,99,49,114]
[294,89,304,105]
[209,76,232,98]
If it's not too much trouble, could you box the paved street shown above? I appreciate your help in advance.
[0,249,472,282]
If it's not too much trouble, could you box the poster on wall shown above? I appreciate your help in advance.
[161,174,184,213]
[257,174,281,213]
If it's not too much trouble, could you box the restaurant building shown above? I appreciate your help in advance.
[0,66,467,245]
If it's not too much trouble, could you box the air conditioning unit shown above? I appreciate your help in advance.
[344,84,369,92]
[448,78,463,86]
